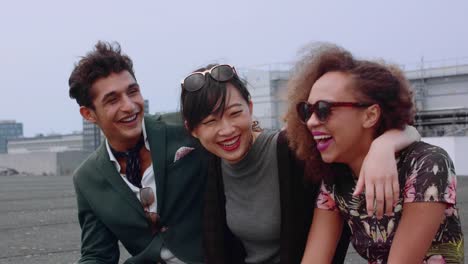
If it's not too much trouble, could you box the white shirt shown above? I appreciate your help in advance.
[106,121,185,264]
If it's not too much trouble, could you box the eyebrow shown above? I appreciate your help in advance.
[225,103,242,110]
[101,83,139,103]
[208,102,243,118]
[101,91,116,103]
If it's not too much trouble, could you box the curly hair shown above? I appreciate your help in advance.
[68,41,136,108]
[284,43,415,181]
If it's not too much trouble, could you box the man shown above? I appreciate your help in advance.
[69,41,207,264]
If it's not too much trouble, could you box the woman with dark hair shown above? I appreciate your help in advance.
[180,64,418,264]
[285,44,464,263]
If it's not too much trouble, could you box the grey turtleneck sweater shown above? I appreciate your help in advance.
[221,130,281,264]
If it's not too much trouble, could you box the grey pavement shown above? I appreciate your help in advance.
[1,175,467,264]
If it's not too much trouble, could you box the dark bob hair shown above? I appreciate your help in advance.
[180,64,251,132]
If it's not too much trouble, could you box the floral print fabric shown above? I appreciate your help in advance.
[316,141,464,263]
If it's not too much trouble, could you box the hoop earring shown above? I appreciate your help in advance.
[252,120,263,132]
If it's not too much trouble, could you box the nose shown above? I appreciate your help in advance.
[120,95,136,112]
[306,112,321,131]
[217,118,235,136]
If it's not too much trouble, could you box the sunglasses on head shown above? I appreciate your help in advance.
[296,100,372,124]
[181,64,237,92]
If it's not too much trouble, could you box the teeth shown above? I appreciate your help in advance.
[222,137,239,146]
[122,115,137,122]
[314,135,332,141]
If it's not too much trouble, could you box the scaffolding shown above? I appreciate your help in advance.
[408,57,468,137]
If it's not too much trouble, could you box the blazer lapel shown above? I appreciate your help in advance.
[145,116,167,214]
[94,144,146,218]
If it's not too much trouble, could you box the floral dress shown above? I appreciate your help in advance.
[316,141,464,264]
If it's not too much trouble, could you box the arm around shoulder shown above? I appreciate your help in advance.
[373,125,420,153]
[355,125,421,218]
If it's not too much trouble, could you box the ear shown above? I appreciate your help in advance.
[362,104,380,128]
[184,120,198,138]
[187,121,199,139]
[79,106,97,123]
[248,100,253,114]
[191,129,199,139]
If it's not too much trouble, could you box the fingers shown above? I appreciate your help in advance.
[364,177,398,218]
[384,181,394,216]
[353,170,365,196]
[392,177,400,206]
[374,183,385,219]
[365,182,375,217]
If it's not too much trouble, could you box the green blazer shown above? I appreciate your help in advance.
[73,114,207,264]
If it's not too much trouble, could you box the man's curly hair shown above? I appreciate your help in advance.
[68,41,136,108]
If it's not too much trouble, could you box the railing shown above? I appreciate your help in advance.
[239,58,468,86]
[403,57,468,71]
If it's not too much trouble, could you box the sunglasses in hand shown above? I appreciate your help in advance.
[140,187,162,235]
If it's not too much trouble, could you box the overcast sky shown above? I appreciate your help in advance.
[1,0,467,137]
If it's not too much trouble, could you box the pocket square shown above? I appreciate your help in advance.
[174,146,195,162]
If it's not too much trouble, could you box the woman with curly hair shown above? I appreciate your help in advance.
[285,44,464,263]
[180,63,419,264]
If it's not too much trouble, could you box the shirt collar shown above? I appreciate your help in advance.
[106,119,150,173]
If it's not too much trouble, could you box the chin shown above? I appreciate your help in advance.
[222,151,246,164]
[123,127,143,139]
[320,154,335,164]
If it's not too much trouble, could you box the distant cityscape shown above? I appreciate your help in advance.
[0,99,150,155]
[0,100,149,176]
[1,61,468,176]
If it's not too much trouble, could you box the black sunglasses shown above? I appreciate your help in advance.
[296,100,372,124]
[140,187,161,235]
[181,64,237,92]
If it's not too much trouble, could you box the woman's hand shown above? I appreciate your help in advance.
[353,126,420,218]
[354,139,398,219]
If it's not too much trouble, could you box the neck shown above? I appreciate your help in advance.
[349,157,364,179]
[108,136,141,152]
[348,139,373,179]
[224,130,262,165]
[252,130,261,144]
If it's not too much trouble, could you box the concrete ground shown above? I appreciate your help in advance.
[0,175,467,264]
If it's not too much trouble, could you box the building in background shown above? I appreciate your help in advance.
[1,132,87,176]
[82,120,102,153]
[407,58,468,136]
[0,120,23,153]
[144,99,149,115]
[241,59,468,175]
[243,59,468,137]
[0,150,89,176]
[238,64,291,130]
[7,133,83,154]
[82,99,150,152]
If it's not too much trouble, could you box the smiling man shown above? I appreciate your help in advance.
[69,41,207,264]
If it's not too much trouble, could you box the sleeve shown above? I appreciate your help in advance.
[316,180,339,211]
[74,180,120,264]
[122,235,164,264]
[402,144,457,205]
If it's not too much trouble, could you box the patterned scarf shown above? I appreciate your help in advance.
[110,135,145,188]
